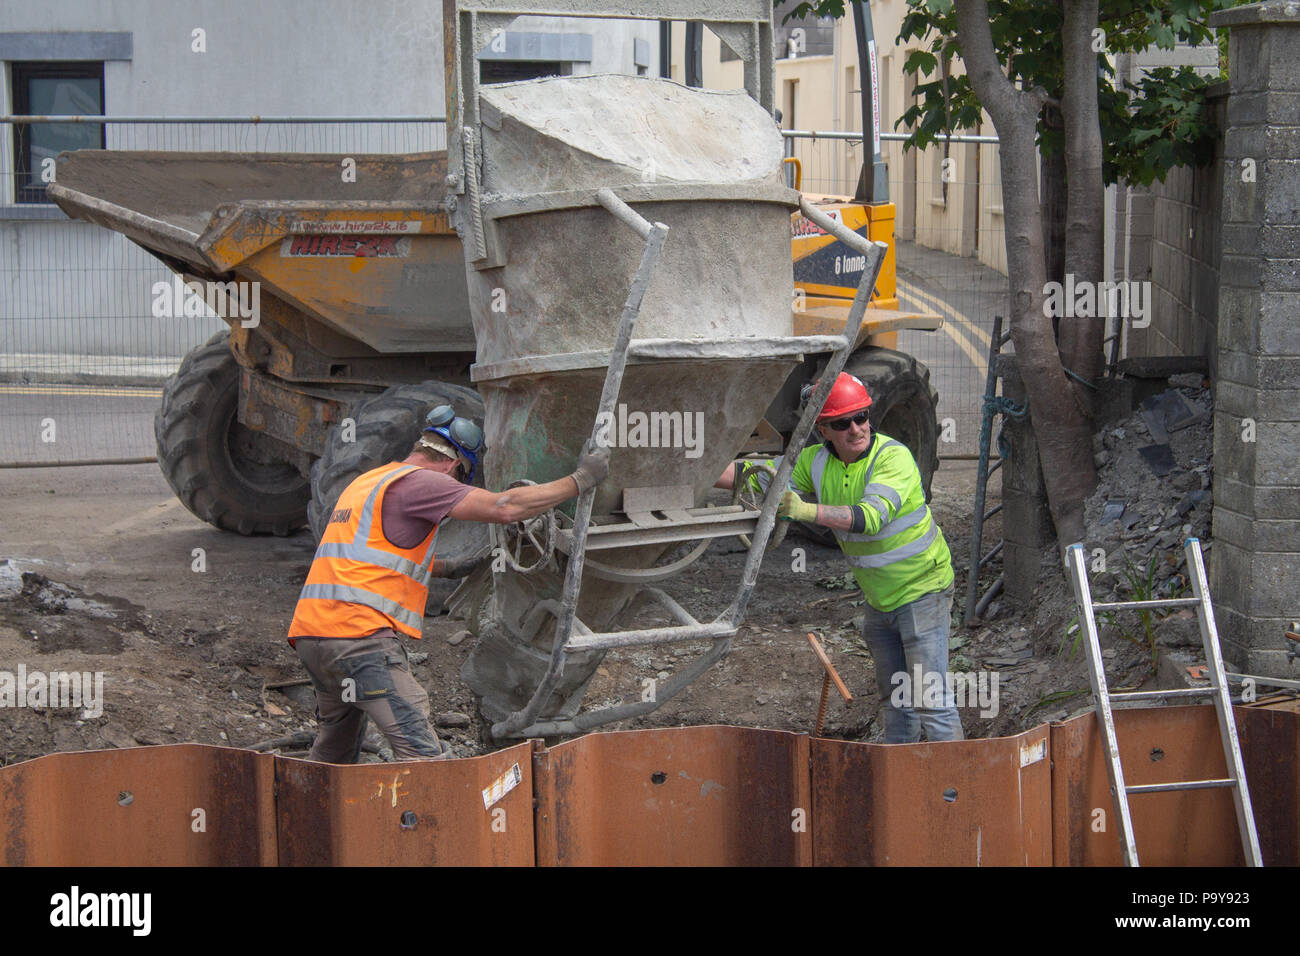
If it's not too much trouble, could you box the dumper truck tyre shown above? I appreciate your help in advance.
[308,381,484,542]
[154,331,311,536]
[794,346,940,547]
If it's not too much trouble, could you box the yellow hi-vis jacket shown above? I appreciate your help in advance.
[288,463,440,643]
[750,433,953,612]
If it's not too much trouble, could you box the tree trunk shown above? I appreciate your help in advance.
[1041,0,1067,324]
[1040,131,1067,321]
[953,0,1097,548]
[1059,0,1106,415]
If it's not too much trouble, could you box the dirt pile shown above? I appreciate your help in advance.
[960,375,1217,736]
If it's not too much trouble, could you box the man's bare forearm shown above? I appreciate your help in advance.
[450,476,580,524]
[492,476,580,518]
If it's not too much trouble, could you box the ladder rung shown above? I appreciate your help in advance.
[1127,778,1236,794]
[1110,687,1217,702]
[1093,597,1201,612]
[565,620,735,652]
[558,510,759,551]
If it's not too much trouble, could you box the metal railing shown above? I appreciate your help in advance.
[5,118,1000,467]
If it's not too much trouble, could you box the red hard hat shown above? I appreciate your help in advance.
[816,372,873,422]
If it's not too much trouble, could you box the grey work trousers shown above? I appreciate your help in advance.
[294,634,448,763]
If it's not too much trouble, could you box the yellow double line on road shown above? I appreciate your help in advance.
[0,384,162,398]
[896,277,991,376]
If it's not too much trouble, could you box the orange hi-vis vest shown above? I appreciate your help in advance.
[288,463,439,643]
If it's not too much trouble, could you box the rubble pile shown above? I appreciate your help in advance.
[1082,373,1214,598]
[971,375,1218,735]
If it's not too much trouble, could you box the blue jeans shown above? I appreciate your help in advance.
[861,585,964,744]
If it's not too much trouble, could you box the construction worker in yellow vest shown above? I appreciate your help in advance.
[717,373,962,743]
[288,404,609,762]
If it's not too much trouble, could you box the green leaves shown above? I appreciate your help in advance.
[786,0,1227,186]
[776,0,844,25]
[903,48,939,77]
[881,0,1227,184]
[1113,65,1221,186]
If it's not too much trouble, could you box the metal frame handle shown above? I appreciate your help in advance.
[491,191,669,739]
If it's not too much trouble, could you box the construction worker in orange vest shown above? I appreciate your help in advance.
[288,404,609,762]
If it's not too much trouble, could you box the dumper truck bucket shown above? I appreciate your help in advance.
[48,151,473,353]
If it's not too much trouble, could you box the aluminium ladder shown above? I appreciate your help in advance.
[1064,538,1262,867]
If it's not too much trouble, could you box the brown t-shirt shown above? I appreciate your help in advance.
[293,463,472,642]
[380,464,473,549]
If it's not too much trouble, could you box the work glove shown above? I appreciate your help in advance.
[777,490,819,524]
[571,445,610,494]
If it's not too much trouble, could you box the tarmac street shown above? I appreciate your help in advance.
[0,383,159,465]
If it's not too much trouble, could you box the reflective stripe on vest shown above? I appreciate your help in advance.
[287,463,439,640]
[844,521,940,568]
[839,503,929,542]
[297,583,426,632]
[797,434,952,611]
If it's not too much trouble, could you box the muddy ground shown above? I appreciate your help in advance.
[0,400,1214,765]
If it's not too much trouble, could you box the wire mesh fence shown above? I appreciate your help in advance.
[783,129,1008,459]
[0,117,445,466]
[2,118,1002,467]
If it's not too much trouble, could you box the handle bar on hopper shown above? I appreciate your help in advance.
[491,190,670,740]
[520,228,890,739]
[723,201,889,629]
[492,195,888,740]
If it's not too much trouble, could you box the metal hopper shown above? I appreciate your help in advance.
[444,0,889,738]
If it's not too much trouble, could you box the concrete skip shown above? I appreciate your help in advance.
[447,73,803,732]
[1,706,1295,866]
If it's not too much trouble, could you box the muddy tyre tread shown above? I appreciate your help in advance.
[154,331,310,536]
[308,381,484,542]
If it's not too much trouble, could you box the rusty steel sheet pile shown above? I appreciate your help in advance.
[532,725,814,866]
[1051,705,1243,865]
[273,741,536,866]
[0,744,278,866]
[812,726,1053,866]
[2,708,1295,866]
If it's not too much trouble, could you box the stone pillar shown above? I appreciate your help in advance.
[1208,1,1300,677]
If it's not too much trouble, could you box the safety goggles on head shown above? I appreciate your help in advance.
[824,410,870,432]
[422,404,486,483]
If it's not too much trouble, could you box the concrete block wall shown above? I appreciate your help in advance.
[1208,1,1300,678]
[1127,89,1227,380]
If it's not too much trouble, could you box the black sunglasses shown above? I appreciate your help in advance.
[824,411,870,432]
